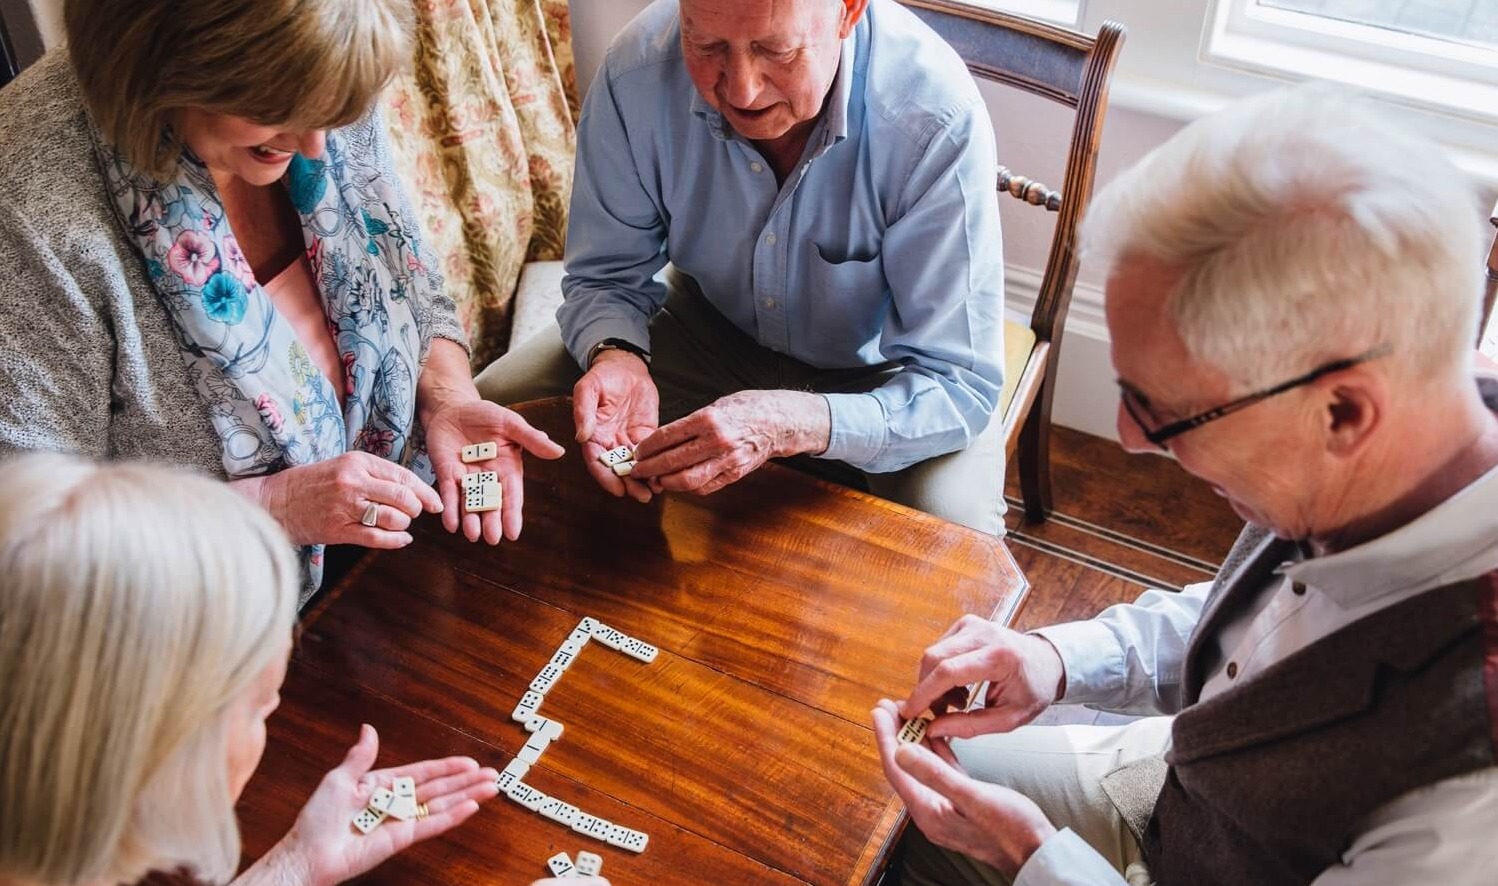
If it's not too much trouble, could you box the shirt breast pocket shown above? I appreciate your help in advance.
[807,241,886,295]
[804,243,888,358]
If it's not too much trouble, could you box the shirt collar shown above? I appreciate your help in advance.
[1282,378,1498,605]
[689,18,860,150]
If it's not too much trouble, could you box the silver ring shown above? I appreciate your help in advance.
[360,503,380,527]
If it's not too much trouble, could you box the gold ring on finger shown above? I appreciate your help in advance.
[360,503,380,528]
[416,802,429,819]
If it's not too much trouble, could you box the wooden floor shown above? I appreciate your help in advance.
[1002,427,1244,727]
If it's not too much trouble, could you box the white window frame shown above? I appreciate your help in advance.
[1201,0,1498,127]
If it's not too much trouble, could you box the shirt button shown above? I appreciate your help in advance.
[1226,662,1239,679]
[1292,581,1307,596]
[763,298,776,309]
[750,162,764,173]
[765,233,778,246]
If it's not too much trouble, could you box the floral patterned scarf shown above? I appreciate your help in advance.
[91,124,436,602]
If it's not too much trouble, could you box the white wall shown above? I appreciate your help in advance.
[569,0,1498,441]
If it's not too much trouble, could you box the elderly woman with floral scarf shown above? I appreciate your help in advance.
[0,0,564,602]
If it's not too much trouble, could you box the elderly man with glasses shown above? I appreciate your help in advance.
[872,84,1498,885]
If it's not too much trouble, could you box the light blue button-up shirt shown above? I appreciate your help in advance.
[558,0,1006,473]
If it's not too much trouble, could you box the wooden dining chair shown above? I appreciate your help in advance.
[1483,199,1497,347]
[901,0,1126,524]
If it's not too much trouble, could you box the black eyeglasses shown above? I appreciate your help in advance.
[1119,344,1392,450]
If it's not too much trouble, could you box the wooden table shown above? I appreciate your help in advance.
[237,398,1030,885]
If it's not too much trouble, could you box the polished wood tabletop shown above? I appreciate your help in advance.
[235,397,1030,886]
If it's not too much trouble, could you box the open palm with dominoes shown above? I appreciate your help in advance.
[423,399,566,544]
[572,349,660,503]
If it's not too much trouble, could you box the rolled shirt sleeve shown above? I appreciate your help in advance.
[1032,581,1212,716]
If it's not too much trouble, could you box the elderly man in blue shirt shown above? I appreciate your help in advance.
[476,0,1008,534]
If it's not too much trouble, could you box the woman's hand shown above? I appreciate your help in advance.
[423,399,566,544]
[233,452,443,549]
[239,725,499,886]
[416,339,565,544]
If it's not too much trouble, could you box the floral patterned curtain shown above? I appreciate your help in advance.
[383,0,579,367]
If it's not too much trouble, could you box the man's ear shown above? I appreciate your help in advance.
[1321,371,1384,459]
[839,0,871,39]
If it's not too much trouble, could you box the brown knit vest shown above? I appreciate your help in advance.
[1140,526,1498,885]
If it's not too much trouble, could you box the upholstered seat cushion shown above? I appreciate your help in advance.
[1001,318,1037,419]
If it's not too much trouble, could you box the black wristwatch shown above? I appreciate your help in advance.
[587,338,651,368]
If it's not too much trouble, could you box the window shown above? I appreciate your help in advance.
[1202,0,1498,125]
[1259,0,1496,50]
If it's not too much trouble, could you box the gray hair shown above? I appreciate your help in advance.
[0,455,298,884]
[1083,83,1486,390]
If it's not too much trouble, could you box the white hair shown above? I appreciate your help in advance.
[1083,82,1487,390]
[0,454,298,885]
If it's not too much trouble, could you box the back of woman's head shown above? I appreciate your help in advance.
[0,455,298,885]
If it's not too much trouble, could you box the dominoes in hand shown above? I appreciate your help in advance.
[598,445,635,467]
[386,775,419,820]
[462,470,498,488]
[547,852,577,877]
[351,805,387,835]
[464,480,502,514]
[576,850,604,876]
[460,441,498,463]
[898,714,934,744]
[368,787,395,814]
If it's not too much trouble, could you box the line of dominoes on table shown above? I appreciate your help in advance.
[495,616,657,855]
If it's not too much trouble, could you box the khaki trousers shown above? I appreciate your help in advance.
[475,273,1008,536]
[894,717,1172,886]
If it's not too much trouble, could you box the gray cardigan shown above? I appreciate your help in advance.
[0,52,467,477]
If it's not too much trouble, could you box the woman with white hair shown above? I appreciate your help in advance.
[0,0,565,606]
[0,454,499,886]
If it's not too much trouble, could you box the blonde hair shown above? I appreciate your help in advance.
[65,0,414,177]
[1083,83,1486,391]
[0,455,299,885]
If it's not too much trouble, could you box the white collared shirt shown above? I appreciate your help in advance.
[1024,399,1498,884]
